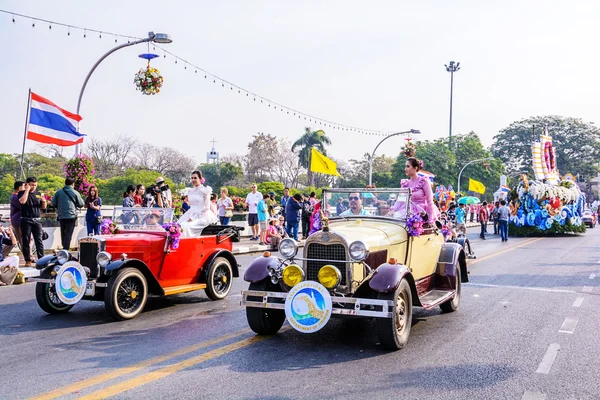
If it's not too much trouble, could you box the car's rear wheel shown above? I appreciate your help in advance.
[246,281,285,335]
[104,268,148,321]
[440,264,461,312]
[205,257,233,301]
[35,269,73,314]
[377,279,412,350]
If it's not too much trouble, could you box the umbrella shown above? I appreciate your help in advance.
[457,196,481,205]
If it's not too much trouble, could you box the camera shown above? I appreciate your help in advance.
[159,184,169,192]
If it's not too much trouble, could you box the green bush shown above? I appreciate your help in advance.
[509,221,586,236]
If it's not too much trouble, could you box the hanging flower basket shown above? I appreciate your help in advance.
[134,65,164,95]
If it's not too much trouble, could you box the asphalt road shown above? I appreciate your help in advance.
[1,227,600,400]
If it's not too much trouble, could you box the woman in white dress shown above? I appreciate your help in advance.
[180,171,218,237]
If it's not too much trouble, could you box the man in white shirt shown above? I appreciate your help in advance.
[245,184,263,240]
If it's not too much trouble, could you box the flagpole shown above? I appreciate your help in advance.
[20,88,32,179]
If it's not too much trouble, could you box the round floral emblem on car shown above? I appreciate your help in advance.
[55,261,87,305]
[284,281,332,333]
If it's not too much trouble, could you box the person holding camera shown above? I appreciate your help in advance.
[155,177,172,208]
[18,177,46,267]
[145,184,165,208]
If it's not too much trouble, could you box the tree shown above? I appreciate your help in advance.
[21,153,65,178]
[244,133,279,183]
[291,128,332,186]
[196,162,243,190]
[87,135,137,179]
[0,174,15,203]
[134,143,196,184]
[491,116,600,180]
[339,153,396,188]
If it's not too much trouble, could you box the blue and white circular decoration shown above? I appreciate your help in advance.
[55,261,87,305]
[284,281,332,333]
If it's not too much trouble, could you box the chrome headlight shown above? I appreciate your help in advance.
[278,238,298,258]
[56,250,70,265]
[96,251,112,267]
[349,241,369,261]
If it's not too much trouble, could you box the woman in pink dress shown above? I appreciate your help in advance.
[388,157,440,224]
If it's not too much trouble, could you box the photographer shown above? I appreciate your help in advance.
[155,177,172,208]
[145,184,165,208]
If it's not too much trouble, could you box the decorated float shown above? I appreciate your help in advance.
[507,128,586,236]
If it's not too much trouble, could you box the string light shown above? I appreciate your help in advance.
[2,7,395,137]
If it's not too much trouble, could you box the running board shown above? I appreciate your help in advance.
[163,283,207,296]
[419,289,455,309]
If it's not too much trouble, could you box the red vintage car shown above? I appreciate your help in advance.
[31,208,242,320]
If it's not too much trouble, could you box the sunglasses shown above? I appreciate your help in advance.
[348,196,360,201]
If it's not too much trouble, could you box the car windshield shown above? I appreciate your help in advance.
[112,207,175,231]
[322,188,411,220]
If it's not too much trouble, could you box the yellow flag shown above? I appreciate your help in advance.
[310,148,342,177]
[468,178,486,194]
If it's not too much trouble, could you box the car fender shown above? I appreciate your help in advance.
[104,259,164,295]
[35,255,58,270]
[243,255,280,283]
[201,250,240,282]
[436,242,469,286]
[368,262,414,294]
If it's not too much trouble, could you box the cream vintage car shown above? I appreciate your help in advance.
[241,188,471,350]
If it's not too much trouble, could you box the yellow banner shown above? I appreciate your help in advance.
[468,178,486,194]
[310,148,341,177]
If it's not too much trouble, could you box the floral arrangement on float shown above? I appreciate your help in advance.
[162,222,182,250]
[101,219,120,235]
[406,213,425,237]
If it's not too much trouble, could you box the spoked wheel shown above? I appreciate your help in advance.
[205,257,233,300]
[377,279,413,350]
[246,281,285,335]
[440,265,461,313]
[35,270,73,314]
[104,268,148,321]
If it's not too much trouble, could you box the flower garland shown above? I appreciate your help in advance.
[162,222,182,250]
[100,219,119,235]
[134,65,164,95]
[406,213,424,237]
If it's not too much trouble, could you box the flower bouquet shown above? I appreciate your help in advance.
[100,219,119,235]
[406,213,424,237]
[134,65,164,95]
[162,222,182,250]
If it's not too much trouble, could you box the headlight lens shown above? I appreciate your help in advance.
[278,238,298,258]
[349,241,369,261]
[282,264,304,287]
[96,251,112,267]
[318,265,341,289]
[56,250,70,265]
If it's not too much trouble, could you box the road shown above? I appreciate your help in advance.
[1,227,600,400]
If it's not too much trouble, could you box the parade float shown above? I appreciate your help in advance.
[507,129,586,236]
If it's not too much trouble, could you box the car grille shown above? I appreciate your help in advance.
[306,243,347,285]
[79,241,99,278]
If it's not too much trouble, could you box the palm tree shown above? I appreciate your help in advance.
[292,128,332,186]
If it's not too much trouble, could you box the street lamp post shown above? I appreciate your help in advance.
[368,129,420,186]
[74,31,173,155]
[445,60,460,142]
[457,157,493,196]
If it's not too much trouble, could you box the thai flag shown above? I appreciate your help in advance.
[27,92,85,146]
[417,170,435,184]
[501,184,510,193]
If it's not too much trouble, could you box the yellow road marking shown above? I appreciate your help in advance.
[30,328,251,400]
[77,327,290,400]
[469,237,543,265]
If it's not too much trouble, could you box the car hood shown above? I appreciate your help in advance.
[320,218,407,249]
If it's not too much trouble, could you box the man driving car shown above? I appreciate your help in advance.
[339,192,369,216]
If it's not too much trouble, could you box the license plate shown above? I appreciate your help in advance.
[85,281,95,297]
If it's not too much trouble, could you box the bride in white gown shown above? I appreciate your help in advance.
[180,171,218,237]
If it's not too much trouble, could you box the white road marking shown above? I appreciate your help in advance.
[582,286,594,293]
[589,273,596,280]
[536,343,560,374]
[572,297,584,308]
[466,283,576,294]
[558,317,578,334]
[521,391,547,400]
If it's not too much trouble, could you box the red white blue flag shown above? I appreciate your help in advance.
[501,184,510,193]
[417,170,435,183]
[27,92,85,146]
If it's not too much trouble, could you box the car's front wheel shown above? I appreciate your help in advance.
[246,281,286,335]
[104,268,148,321]
[35,269,73,314]
[205,257,233,300]
[440,264,461,312]
[377,279,412,350]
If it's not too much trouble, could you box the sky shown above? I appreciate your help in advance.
[1,0,599,166]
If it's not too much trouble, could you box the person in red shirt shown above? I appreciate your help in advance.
[134,185,145,206]
[478,201,489,239]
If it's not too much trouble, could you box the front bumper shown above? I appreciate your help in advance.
[241,289,394,319]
